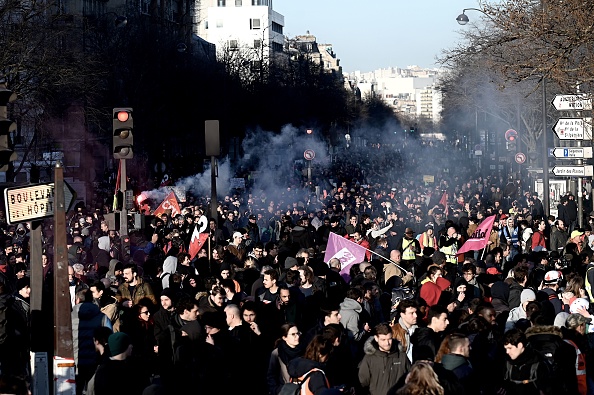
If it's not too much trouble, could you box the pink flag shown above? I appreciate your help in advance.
[324,232,367,282]
[188,227,209,259]
[457,215,496,255]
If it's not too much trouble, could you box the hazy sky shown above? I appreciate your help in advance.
[274,0,480,73]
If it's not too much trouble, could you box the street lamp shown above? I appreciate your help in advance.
[456,8,484,25]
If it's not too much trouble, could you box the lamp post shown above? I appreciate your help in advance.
[455,6,550,216]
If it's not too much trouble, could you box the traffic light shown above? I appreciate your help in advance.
[121,234,131,261]
[505,129,518,152]
[113,107,133,159]
[0,85,17,172]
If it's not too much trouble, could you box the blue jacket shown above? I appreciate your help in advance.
[71,302,112,367]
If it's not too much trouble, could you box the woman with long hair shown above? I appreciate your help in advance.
[267,323,305,395]
[396,361,444,395]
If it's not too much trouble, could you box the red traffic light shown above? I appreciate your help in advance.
[117,111,130,122]
[505,129,518,141]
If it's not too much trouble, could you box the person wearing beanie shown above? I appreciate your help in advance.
[506,289,536,331]
[91,332,149,395]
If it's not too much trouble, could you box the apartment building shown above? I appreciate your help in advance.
[196,0,285,61]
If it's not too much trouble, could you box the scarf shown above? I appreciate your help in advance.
[277,339,305,367]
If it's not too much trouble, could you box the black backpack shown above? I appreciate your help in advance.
[278,368,325,395]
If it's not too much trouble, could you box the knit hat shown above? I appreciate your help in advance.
[431,251,446,264]
[108,332,131,356]
[520,289,536,304]
[285,257,298,269]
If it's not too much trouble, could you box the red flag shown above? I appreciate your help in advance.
[153,191,181,217]
[189,227,208,259]
[457,215,496,255]
[439,190,449,217]
[324,232,367,283]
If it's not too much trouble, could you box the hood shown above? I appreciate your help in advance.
[441,353,468,371]
[525,324,563,338]
[362,336,403,356]
[287,357,323,378]
[340,297,362,313]
[491,281,510,301]
[98,236,110,252]
[163,256,177,274]
[73,302,102,321]
[68,243,82,257]
[107,259,121,276]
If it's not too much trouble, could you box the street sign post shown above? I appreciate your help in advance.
[304,149,315,161]
[4,182,76,224]
[551,165,594,177]
[552,94,592,111]
[552,118,592,140]
[552,147,593,159]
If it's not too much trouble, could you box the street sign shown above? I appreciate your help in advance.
[304,149,315,161]
[4,182,76,224]
[515,152,526,164]
[552,147,593,159]
[552,118,592,140]
[551,165,594,177]
[552,94,592,111]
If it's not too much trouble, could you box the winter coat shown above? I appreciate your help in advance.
[503,345,551,395]
[358,337,411,395]
[506,305,527,332]
[71,302,112,368]
[441,353,475,392]
[339,298,366,342]
[116,277,156,306]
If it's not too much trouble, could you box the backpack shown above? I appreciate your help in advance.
[505,360,539,388]
[279,368,326,395]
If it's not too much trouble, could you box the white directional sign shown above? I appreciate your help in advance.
[552,118,592,140]
[552,147,593,159]
[551,165,594,177]
[552,94,592,111]
[4,182,76,224]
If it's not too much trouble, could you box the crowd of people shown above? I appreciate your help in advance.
[1,142,594,395]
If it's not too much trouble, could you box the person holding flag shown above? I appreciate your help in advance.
[456,215,497,260]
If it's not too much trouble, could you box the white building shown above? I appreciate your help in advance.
[195,0,285,61]
[347,66,443,123]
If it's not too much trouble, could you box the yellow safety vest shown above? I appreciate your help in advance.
[402,238,416,261]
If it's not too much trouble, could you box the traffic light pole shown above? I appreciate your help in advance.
[120,158,128,235]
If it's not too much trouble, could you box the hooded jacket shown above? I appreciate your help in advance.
[358,337,410,395]
[71,302,112,367]
[161,256,177,289]
[339,297,366,342]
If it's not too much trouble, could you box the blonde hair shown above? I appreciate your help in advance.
[397,361,444,395]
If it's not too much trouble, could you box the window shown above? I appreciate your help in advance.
[254,39,261,49]
[250,18,260,29]
[216,19,223,28]
[229,40,238,50]
[271,22,283,34]
[235,0,242,5]
[272,42,283,52]
[252,0,269,5]
[205,20,209,29]
[218,0,226,6]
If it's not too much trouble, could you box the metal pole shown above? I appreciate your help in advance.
[210,156,217,221]
[542,77,550,217]
[119,158,128,235]
[577,84,584,228]
[53,162,76,394]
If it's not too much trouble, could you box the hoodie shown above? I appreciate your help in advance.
[162,256,177,289]
[358,337,410,395]
[339,297,366,341]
